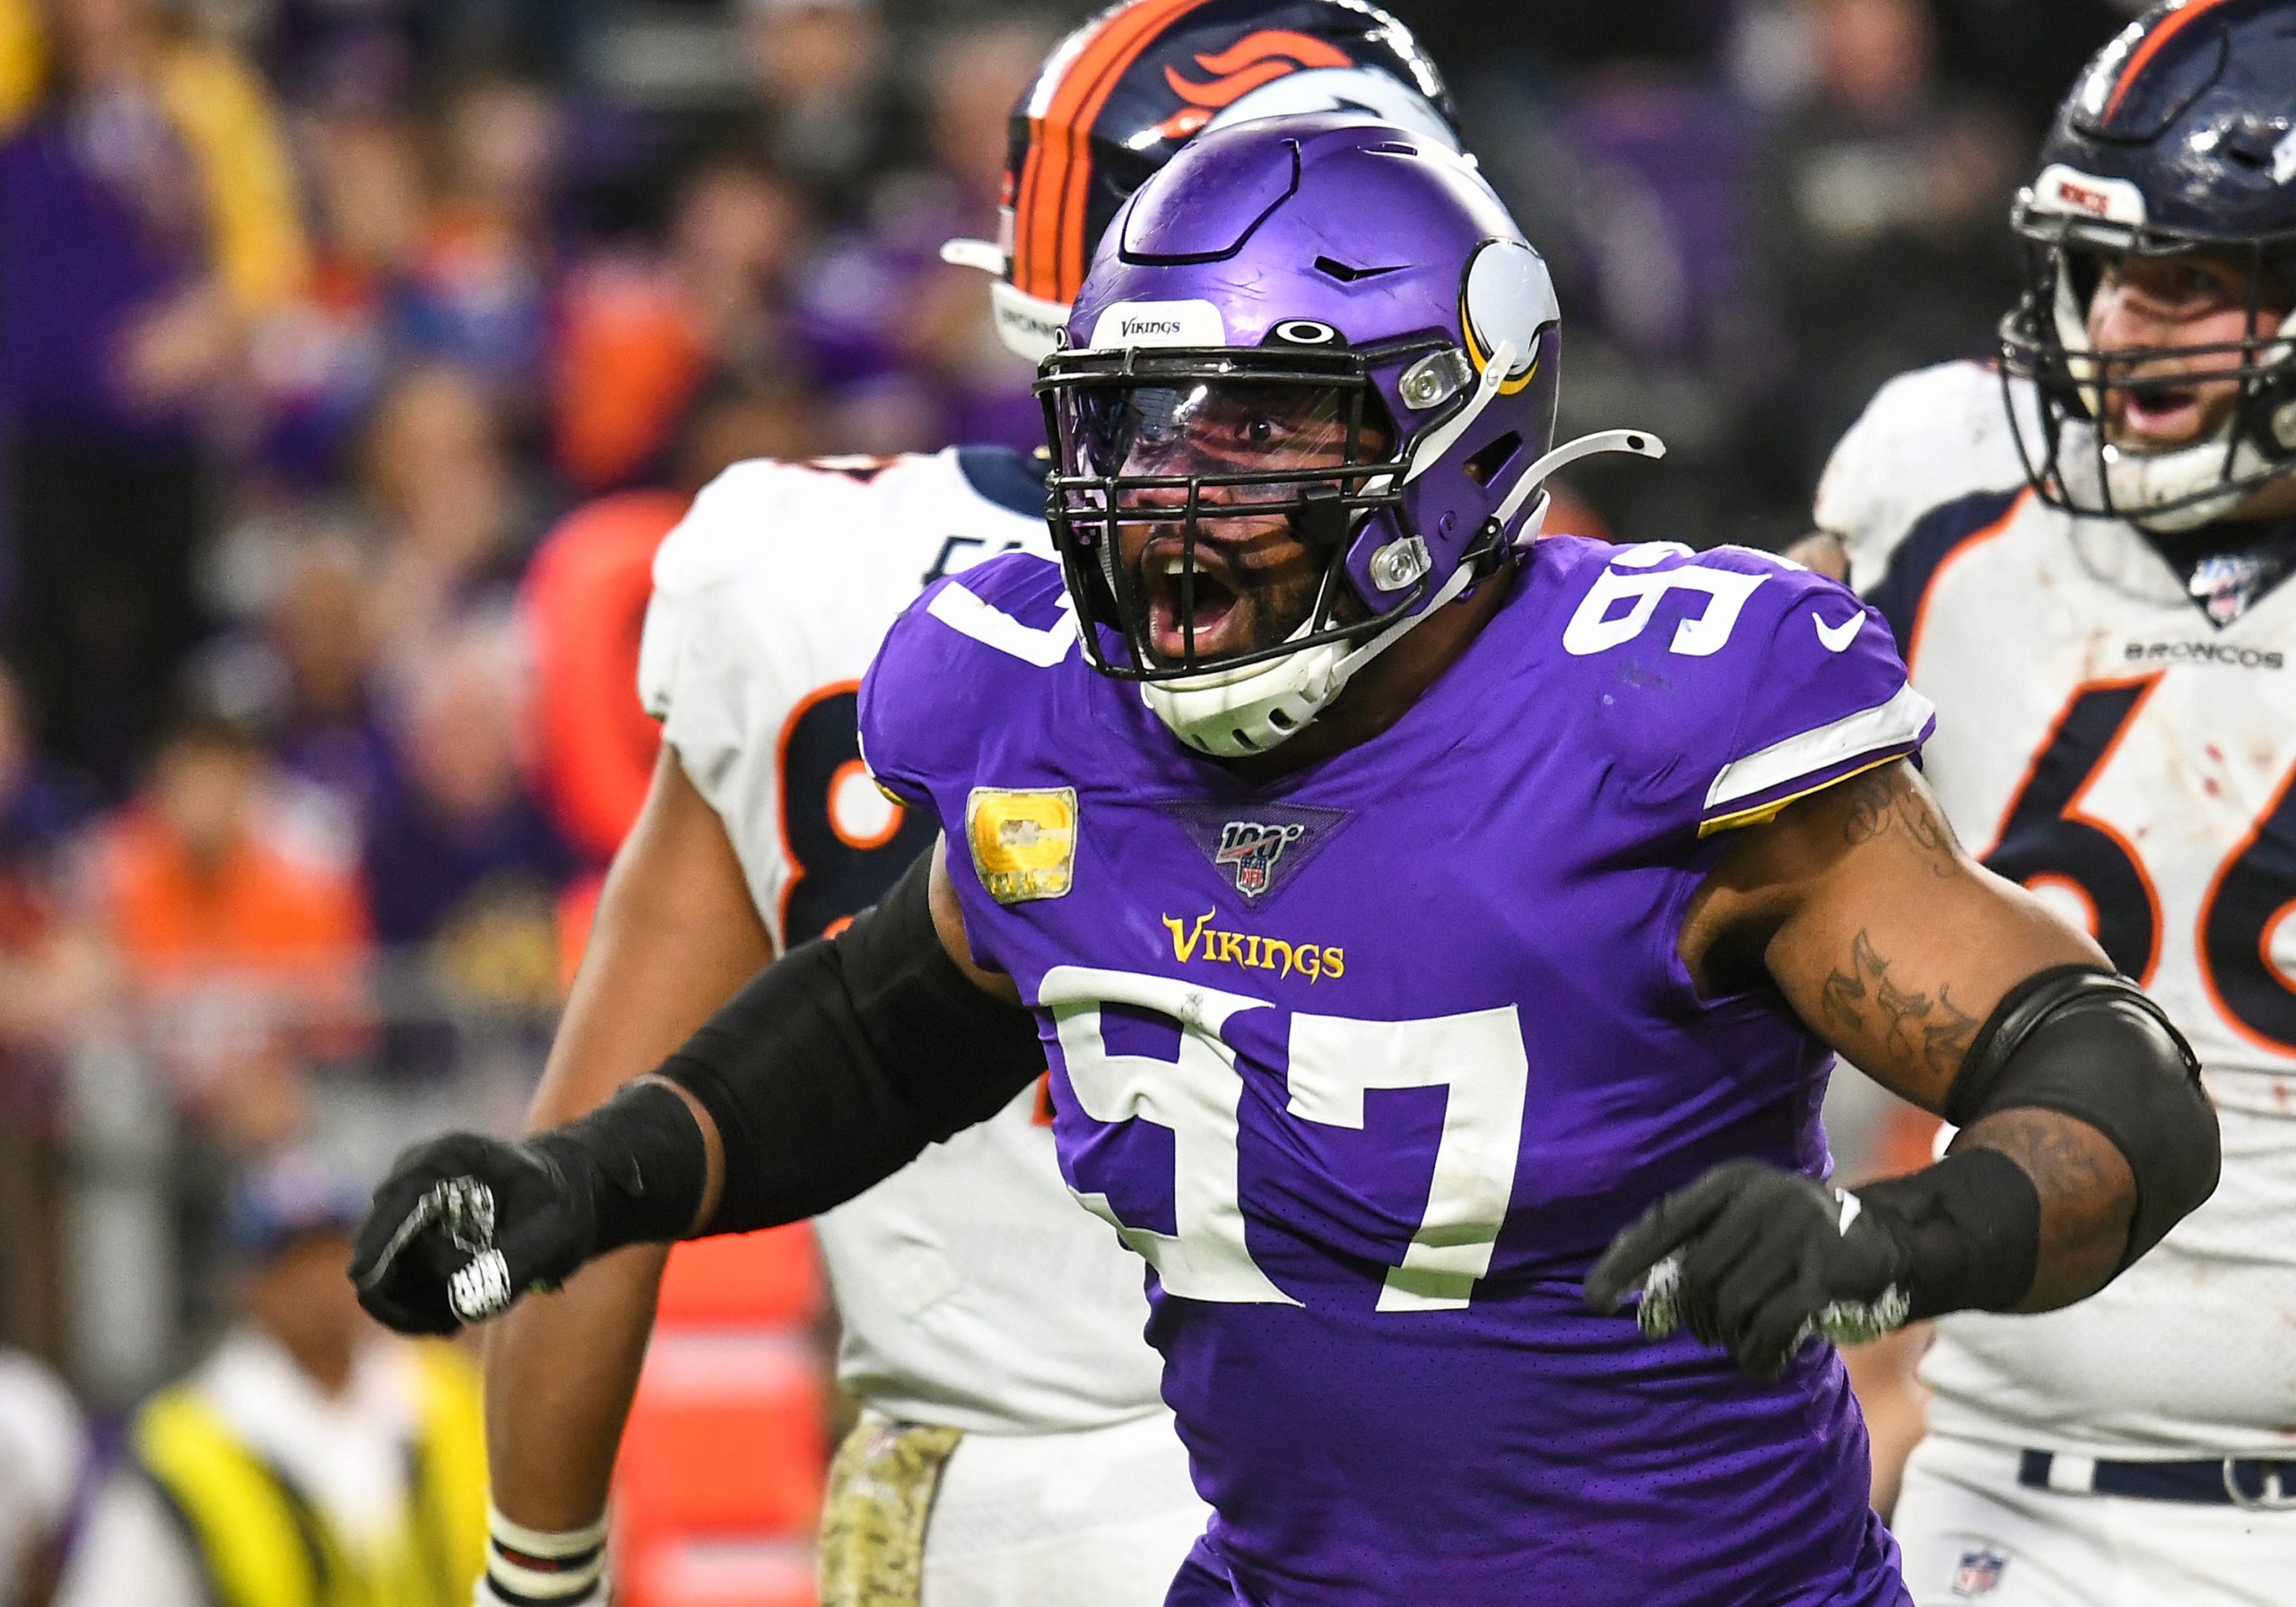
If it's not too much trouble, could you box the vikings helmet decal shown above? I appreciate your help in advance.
[1461,240,1556,396]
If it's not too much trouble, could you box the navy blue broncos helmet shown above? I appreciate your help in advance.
[2000,0,2296,529]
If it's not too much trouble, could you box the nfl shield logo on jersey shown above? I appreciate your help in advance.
[1951,1548,2007,1597]
[1215,821,1305,897]
[1170,801,1347,903]
[2189,552,2267,625]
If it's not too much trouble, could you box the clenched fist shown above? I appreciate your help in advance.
[1583,1159,1914,1380]
[348,1082,706,1334]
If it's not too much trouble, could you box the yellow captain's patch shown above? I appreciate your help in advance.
[966,786,1079,903]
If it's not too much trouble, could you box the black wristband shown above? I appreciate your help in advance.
[531,1081,708,1254]
[1856,1146,2041,1319]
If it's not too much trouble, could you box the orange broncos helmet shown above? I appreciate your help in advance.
[942,0,1460,360]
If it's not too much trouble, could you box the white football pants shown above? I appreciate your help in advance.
[919,1408,1207,1607]
[1892,1433,2296,1606]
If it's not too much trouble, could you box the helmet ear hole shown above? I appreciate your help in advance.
[1464,431,1524,488]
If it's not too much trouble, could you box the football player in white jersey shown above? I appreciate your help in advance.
[1796,3,2296,1600]
[472,7,1466,1606]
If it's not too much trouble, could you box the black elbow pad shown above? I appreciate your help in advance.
[657,852,1046,1235]
[1946,965,2220,1270]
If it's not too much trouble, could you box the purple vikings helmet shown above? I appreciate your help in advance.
[2001,0,2296,530]
[942,0,1461,361]
[1036,113,1661,757]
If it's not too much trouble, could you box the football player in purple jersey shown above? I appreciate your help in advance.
[465,6,1466,1606]
[352,117,2219,1605]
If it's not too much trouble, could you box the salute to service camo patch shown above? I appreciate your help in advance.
[818,1417,965,1607]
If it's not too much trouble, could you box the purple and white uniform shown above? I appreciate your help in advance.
[859,534,1932,1606]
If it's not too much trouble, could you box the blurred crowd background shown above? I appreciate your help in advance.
[0,0,2155,1600]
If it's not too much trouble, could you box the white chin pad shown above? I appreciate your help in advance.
[939,240,1071,363]
[988,280,1072,363]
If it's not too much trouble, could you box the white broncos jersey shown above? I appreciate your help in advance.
[1818,360,2296,1458]
[639,447,1167,1435]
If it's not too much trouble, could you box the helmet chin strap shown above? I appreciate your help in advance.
[1141,559,1480,758]
[1492,429,1667,547]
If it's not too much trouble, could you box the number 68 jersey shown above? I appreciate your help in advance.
[1819,360,2296,1458]
[860,538,1932,1605]
[637,446,1172,1436]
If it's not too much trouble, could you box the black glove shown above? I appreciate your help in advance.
[1582,1159,1915,1381]
[348,1082,704,1336]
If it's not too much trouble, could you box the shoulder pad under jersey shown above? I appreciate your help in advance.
[1536,537,1935,838]
[1813,361,2034,595]
[858,551,1077,821]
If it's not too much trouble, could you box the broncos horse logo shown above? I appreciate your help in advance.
[1153,30,1355,141]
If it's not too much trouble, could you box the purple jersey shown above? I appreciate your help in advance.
[859,536,1932,1606]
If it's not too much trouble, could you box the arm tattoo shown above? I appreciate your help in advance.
[1820,929,1979,1083]
[1960,1108,2134,1306]
[1838,765,1956,867]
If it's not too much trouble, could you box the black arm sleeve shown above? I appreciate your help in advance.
[1943,964,2219,1272]
[1848,967,2217,1321]
[655,850,1048,1237]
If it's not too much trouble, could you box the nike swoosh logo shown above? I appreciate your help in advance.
[1813,611,1864,653]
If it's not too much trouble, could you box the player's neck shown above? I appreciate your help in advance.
[2229,475,2296,523]
[1222,564,1518,786]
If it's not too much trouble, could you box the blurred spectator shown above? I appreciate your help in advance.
[526,378,822,880]
[252,105,425,484]
[0,1349,83,1607]
[257,536,394,821]
[786,16,1049,454]
[0,665,102,1356]
[552,151,812,491]
[196,532,396,829]
[887,18,1050,446]
[52,1150,485,1607]
[87,709,368,1105]
[0,0,308,791]
[363,627,573,1033]
[739,0,917,222]
[401,75,561,402]
[359,360,539,647]
[1744,0,2022,500]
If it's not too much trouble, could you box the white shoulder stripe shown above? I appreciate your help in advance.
[926,575,1078,667]
[1704,682,1935,814]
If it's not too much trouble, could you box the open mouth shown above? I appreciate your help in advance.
[2113,379,2209,447]
[1144,550,1241,663]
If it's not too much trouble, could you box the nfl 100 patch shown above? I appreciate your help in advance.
[1168,801,1348,902]
[965,786,1080,904]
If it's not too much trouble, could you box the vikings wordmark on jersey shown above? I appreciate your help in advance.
[1821,359,2296,1459]
[861,536,1934,1606]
